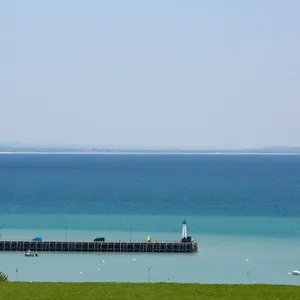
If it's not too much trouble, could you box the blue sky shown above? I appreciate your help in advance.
[1,0,299,149]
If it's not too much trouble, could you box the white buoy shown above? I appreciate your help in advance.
[133,258,136,261]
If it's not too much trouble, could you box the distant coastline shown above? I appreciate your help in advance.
[1,145,300,156]
[1,152,300,155]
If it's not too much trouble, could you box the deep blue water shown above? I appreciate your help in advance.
[1,154,300,217]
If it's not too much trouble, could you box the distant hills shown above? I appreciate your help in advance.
[250,146,300,153]
[0,145,300,154]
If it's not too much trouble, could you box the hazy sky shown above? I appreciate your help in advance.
[1,0,299,149]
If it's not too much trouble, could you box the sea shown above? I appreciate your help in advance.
[0,153,300,285]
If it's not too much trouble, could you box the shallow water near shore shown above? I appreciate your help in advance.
[1,228,300,285]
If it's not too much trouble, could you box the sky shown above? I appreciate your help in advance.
[0,0,299,149]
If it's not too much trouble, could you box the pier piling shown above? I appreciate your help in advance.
[0,240,198,253]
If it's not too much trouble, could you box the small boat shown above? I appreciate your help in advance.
[288,269,300,275]
[24,250,38,257]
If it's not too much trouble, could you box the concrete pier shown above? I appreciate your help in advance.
[0,240,198,253]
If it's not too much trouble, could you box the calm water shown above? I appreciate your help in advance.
[0,154,300,284]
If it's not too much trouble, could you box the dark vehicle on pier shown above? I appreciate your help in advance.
[94,237,105,242]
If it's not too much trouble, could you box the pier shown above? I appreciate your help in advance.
[0,219,198,254]
[0,240,198,253]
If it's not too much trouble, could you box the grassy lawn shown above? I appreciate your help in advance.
[0,282,299,300]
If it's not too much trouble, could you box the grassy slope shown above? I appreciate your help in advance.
[0,283,300,300]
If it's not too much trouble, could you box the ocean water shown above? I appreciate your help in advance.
[0,153,300,285]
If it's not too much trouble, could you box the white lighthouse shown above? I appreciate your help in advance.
[181,218,188,240]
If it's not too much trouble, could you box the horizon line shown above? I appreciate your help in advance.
[1,144,300,151]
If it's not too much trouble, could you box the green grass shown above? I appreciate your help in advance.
[0,282,299,300]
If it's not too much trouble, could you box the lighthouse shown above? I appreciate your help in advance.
[181,218,192,243]
[181,218,187,240]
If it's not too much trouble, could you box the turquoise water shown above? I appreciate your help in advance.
[1,228,300,285]
[0,154,300,284]
[1,214,300,238]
